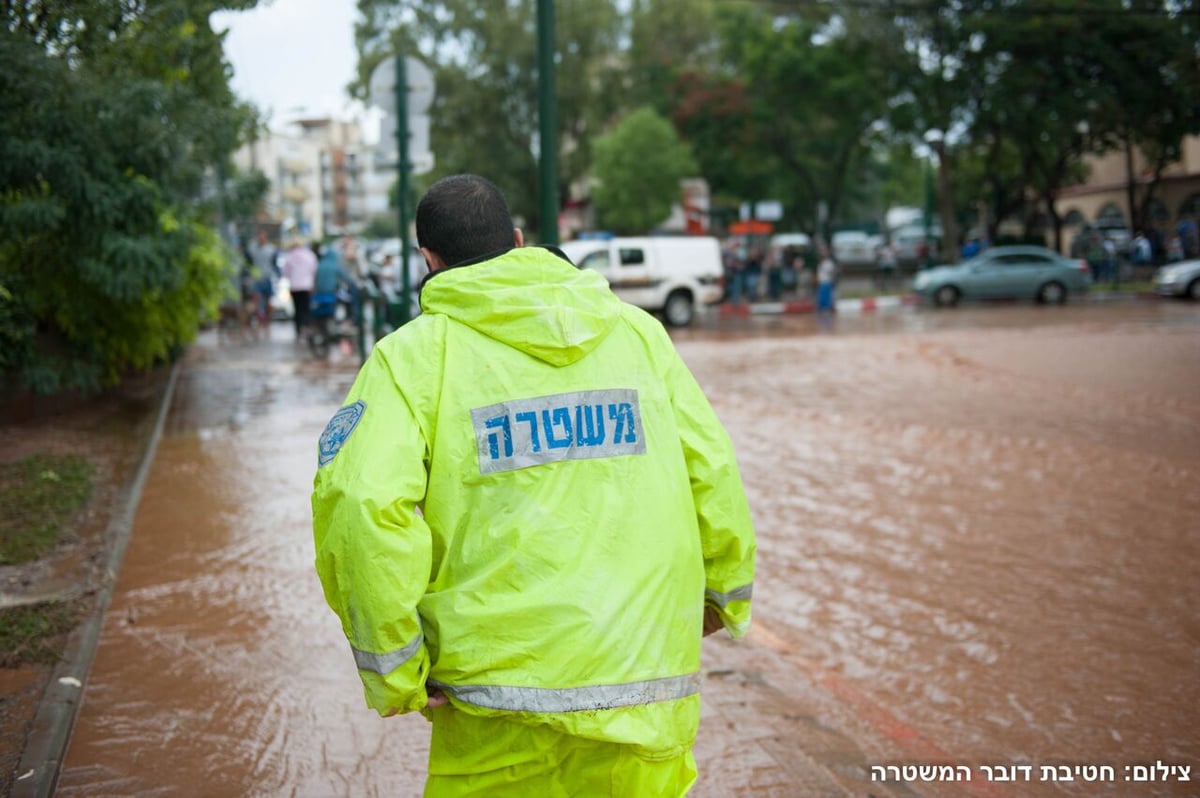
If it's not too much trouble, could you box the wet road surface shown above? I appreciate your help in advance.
[58,300,1200,796]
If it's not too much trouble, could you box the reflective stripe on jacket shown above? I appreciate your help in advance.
[312,245,755,757]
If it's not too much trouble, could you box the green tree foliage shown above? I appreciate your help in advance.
[0,2,264,395]
[352,0,623,240]
[590,107,698,234]
[626,0,721,114]
[673,5,898,238]
[349,0,1197,249]
[881,0,1200,248]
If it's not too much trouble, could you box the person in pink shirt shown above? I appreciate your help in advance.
[281,237,318,338]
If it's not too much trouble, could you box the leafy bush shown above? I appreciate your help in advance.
[0,5,263,395]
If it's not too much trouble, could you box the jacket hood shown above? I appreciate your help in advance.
[419,246,622,366]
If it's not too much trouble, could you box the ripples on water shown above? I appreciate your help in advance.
[679,318,1200,792]
[58,312,1200,796]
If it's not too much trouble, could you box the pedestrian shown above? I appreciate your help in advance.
[281,236,318,339]
[339,235,364,284]
[245,228,278,328]
[817,243,838,312]
[313,242,359,333]
[1177,214,1199,259]
[1083,227,1106,282]
[311,174,756,796]
[722,244,744,304]
[1166,234,1184,263]
[875,241,897,292]
[743,245,763,302]
[765,244,784,301]
[1102,236,1117,283]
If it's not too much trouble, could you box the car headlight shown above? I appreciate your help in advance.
[914,273,930,289]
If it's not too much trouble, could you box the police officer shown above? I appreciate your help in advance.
[312,174,756,796]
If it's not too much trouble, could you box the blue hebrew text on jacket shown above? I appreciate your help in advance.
[471,389,646,474]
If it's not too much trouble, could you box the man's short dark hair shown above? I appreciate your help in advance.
[416,174,515,267]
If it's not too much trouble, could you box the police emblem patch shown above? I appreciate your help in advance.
[319,400,366,467]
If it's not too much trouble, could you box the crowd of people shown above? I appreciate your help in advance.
[720,238,833,307]
[1072,214,1199,283]
[229,231,427,346]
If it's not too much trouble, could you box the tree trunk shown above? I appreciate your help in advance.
[934,142,958,261]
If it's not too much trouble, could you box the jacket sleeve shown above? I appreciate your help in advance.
[666,348,757,638]
[311,344,434,715]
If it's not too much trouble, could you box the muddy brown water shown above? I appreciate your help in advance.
[58,302,1200,797]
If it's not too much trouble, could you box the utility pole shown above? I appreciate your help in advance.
[537,0,559,245]
[395,54,412,326]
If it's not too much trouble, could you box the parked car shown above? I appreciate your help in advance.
[562,236,724,326]
[831,230,875,268]
[890,225,943,269]
[770,232,812,252]
[912,245,1091,307]
[1153,259,1200,300]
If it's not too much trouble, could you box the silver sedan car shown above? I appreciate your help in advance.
[1153,259,1200,300]
[913,245,1092,307]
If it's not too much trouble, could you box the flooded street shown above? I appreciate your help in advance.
[58,300,1200,796]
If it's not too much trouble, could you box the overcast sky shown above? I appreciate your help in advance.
[211,0,364,130]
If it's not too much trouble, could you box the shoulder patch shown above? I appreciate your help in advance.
[319,400,366,467]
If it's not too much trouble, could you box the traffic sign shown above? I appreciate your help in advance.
[369,56,434,115]
[376,113,433,174]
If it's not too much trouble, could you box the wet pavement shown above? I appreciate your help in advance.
[56,299,1200,797]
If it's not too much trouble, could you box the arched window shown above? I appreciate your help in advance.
[1063,209,1086,227]
[1178,194,1200,218]
[1095,203,1126,228]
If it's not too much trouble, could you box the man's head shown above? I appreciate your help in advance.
[416,174,522,271]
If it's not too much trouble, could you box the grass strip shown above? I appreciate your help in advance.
[0,454,93,566]
[0,599,86,668]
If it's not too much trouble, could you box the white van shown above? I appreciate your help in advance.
[558,236,724,326]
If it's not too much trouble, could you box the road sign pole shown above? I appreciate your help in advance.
[396,55,412,326]
[537,0,559,245]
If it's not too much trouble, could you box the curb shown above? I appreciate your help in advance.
[12,359,181,798]
[716,290,1161,317]
[717,294,921,317]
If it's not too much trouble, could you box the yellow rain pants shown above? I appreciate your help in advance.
[424,705,698,797]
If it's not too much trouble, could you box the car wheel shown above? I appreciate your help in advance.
[662,290,695,327]
[1037,281,1067,305]
[933,285,960,307]
[1188,279,1200,301]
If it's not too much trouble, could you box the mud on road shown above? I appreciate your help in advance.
[53,301,1200,797]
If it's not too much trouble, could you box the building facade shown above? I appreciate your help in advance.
[1056,135,1200,259]
[233,116,394,242]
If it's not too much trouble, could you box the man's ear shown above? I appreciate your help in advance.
[420,247,446,273]
[513,228,525,248]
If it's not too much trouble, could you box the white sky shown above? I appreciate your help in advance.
[211,0,365,130]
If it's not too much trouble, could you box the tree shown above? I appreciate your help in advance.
[679,6,899,240]
[0,2,265,395]
[590,107,698,234]
[884,0,1200,250]
[351,0,624,240]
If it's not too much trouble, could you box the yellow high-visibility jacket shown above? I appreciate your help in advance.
[312,245,755,759]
